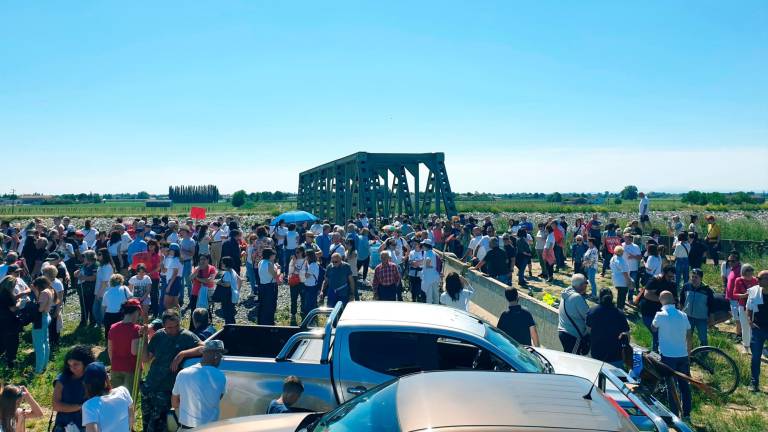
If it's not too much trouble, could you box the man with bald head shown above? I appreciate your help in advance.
[321,253,355,307]
[652,290,692,420]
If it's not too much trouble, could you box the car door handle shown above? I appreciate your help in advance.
[347,386,367,395]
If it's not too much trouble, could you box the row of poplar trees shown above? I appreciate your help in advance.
[168,185,220,203]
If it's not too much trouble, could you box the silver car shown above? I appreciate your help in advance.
[196,371,640,432]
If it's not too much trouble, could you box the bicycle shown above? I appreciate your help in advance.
[634,346,739,418]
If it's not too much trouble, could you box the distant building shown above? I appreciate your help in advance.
[145,199,173,208]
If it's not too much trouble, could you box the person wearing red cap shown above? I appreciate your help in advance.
[108,298,142,390]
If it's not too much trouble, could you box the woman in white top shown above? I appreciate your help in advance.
[672,232,690,288]
[301,250,321,317]
[163,244,183,310]
[81,362,133,432]
[0,384,43,432]
[93,249,114,326]
[101,274,132,341]
[609,245,631,309]
[288,247,307,322]
[217,256,240,325]
[128,264,152,317]
[257,249,279,325]
[644,244,663,279]
[439,272,474,312]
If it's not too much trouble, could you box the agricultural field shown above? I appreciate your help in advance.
[2,198,767,242]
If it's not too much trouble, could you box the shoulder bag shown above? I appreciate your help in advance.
[562,295,591,355]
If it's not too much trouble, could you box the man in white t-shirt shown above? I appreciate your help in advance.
[172,340,227,428]
[639,192,650,231]
[81,219,99,250]
[466,227,487,263]
[622,233,642,301]
[652,291,692,419]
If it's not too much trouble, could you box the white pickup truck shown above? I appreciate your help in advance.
[187,301,690,432]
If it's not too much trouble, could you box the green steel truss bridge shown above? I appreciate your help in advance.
[298,152,458,224]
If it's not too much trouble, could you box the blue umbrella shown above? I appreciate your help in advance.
[270,210,319,226]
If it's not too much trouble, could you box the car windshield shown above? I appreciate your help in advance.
[484,323,545,373]
[310,381,400,432]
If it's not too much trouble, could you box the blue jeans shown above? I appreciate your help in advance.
[661,355,692,417]
[751,326,768,386]
[92,297,103,325]
[516,256,528,285]
[245,261,258,296]
[689,317,708,346]
[181,260,192,305]
[629,270,638,302]
[32,312,50,373]
[675,257,689,289]
[642,314,659,352]
[284,249,296,278]
[587,267,597,297]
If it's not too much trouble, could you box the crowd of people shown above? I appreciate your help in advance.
[0,204,766,430]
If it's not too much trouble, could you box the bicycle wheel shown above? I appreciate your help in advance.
[689,346,739,395]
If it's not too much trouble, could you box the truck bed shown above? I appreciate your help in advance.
[211,324,304,358]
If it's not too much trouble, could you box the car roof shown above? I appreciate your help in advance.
[339,301,486,337]
[396,371,633,432]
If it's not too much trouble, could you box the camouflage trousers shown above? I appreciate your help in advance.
[141,385,172,432]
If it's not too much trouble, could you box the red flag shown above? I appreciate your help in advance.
[190,207,206,220]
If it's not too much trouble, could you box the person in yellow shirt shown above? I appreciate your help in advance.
[705,215,721,268]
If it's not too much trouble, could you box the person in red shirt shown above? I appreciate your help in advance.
[108,298,142,390]
[190,254,217,322]
[131,239,162,317]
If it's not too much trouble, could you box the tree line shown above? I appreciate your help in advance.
[168,185,220,203]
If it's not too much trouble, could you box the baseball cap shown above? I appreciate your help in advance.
[122,298,142,309]
[421,239,433,246]
[83,362,108,386]
[45,252,61,261]
[169,243,181,253]
[203,340,226,353]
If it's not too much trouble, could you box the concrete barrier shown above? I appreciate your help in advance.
[439,252,564,350]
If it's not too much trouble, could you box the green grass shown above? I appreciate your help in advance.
[0,201,296,217]
[454,198,768,215]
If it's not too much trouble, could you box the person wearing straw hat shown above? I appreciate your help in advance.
[172,340,227,429]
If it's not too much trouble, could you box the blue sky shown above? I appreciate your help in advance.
[1,1,766,194]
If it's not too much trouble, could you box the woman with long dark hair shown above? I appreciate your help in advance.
[81,363,134,432]
[0,385,43,432]
[53,345,96,432]
[302,250,320,316]
[0,276,22,368]
[439,272,474,312]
